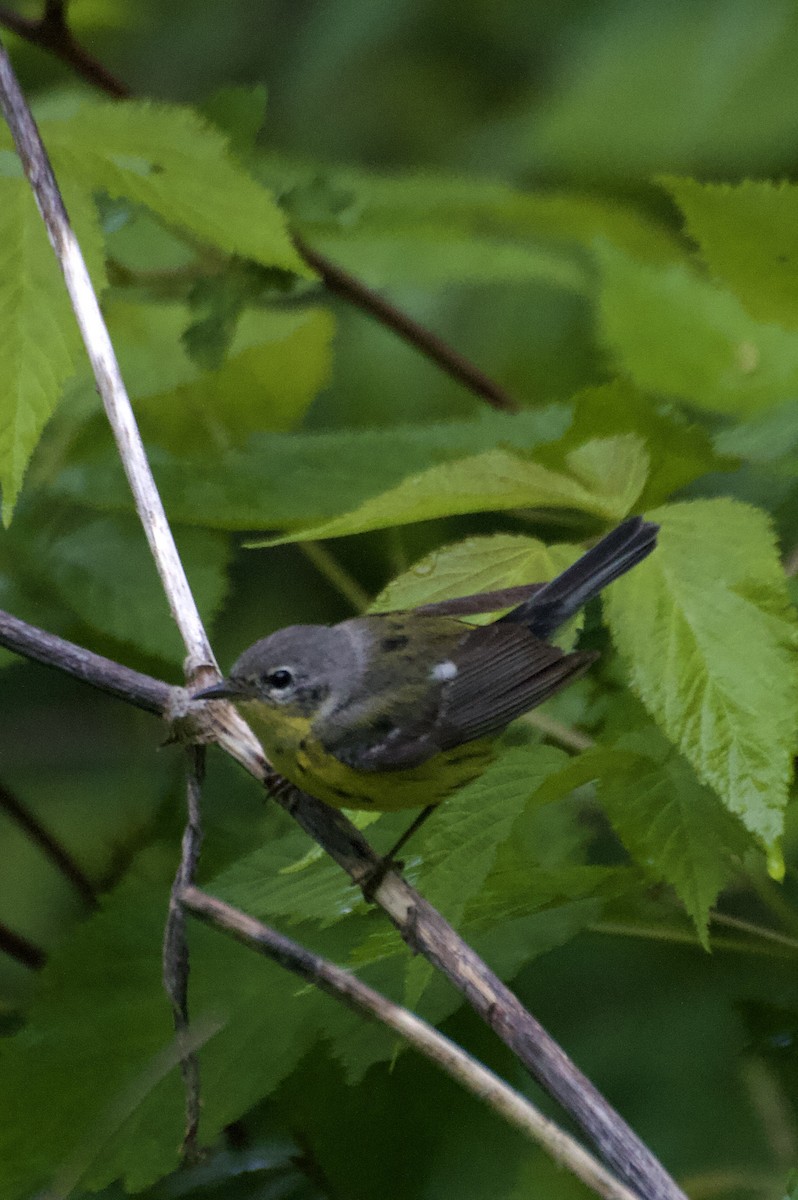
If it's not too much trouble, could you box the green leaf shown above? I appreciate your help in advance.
[211,827,362,928]
[713,400,798,464]
[54,405,572,529]
[104,298,202,399]
[253,434,648,546]
[135,307,335,450]
[273,157,683,270]
[0,875,324,1197]
[4,510,230,662]
[604,499,798,849]
[311,227,587,290]
[468,863,630,931]
[584,734,750,946]
[0,179,85,521]
[549,380,732,507]
[403,745,569,1008]
[663,176,798,328]
[596,241,798,416]
[201,84,268,157]
[372,533,578,614]
[35,99,306,275]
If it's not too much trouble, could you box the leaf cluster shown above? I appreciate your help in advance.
[3,6,798,1199]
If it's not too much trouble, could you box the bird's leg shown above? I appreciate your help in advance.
[362,805,436,901]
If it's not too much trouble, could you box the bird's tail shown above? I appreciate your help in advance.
[500,516,659,639]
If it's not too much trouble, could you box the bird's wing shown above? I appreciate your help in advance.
[435,624,597,746]
[316,620,595,772]
[316,691,443,773]
[313,614,452,773]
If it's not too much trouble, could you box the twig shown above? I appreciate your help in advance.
[263,786,684,1200]
[0,606,687,1200]
[709,911,798,952]
[0,40,215,677]
[0,2,130,97]
[0,916,46,970]
[523,711,595,753]
[0,33,682,1200]
[0,778,97,908]
[589,920,794,959]
[0,6,520,418]
[294,235,520,412]
[0,609,171,714]
[298,541,370,612]
[741,1057,796,1165]
[181,885,642,1200]
[162,747,205,1163]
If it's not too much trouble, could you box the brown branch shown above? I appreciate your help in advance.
[0,8,519,415]
[163,746,205,1163]
[0,3,129,97]
[0,778,97,908]
[0,606,686,1200]
[0,916,46,969]
[182,885,642,1200]
[258,781,683,1200]
[294,236,520,412]
[0,26,679,1199]
[0,608,171,714]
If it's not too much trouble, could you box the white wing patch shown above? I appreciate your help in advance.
[431,660,458,682]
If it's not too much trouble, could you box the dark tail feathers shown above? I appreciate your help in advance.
[500,516,659,639]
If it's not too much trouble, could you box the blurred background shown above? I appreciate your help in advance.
[2,3,798,1197]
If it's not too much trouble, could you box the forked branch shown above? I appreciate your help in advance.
[0,30,684,1200]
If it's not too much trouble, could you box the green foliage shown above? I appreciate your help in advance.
[53,406,572,529]
[255,434,649,545]
[595,241,798,415]
[605,499,798,851]
[663,176,798,327]
[0,179,88,520]
[40,99,305,275]
[372,533,578,614]
[554,731,751,945]
[3,6,798,1200]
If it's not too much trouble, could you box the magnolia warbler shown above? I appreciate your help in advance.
[197,518,657,821]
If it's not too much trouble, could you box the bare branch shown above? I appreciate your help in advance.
[0,3,129,97]
[163,747,205,1163]
[294,236,520,413]
[0,608,172,714]
[0,41,215,676]
[0,40,681,1198]
[0,916,46,970]
[0,609,686,1200]
[0,12,519,417]
[192,705,689,1200]
[181,885,642,1200]
[0,778,97,908]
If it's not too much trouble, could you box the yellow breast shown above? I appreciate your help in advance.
[239,700,493,812]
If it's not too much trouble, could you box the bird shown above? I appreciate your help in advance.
[197,517,658,830]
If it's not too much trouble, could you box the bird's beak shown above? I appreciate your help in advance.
[194,679,240,701]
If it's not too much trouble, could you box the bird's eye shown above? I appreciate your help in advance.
[266,668,294,691]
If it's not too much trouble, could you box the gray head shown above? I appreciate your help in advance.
[197,624,358,716]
